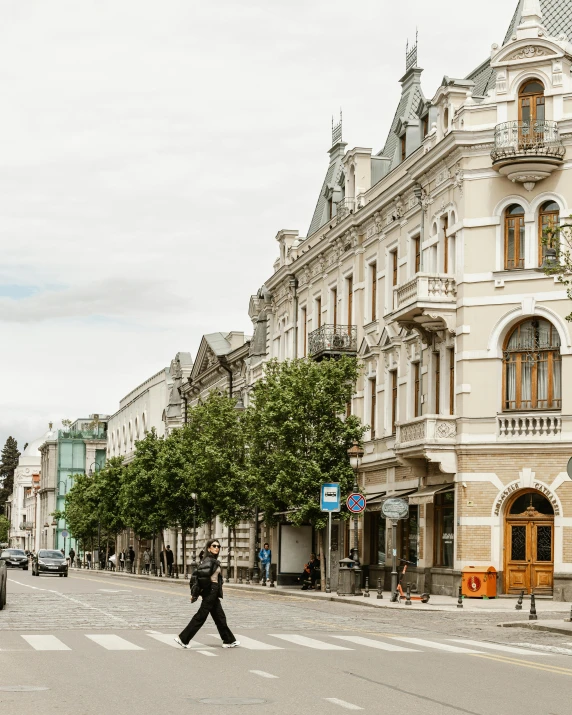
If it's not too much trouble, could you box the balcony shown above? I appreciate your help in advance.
[491,121,565,190]
[498,413,562,440]
[308,324,357,360]
[389,273,456,336]
[335,198,356,222]
[395,415,458,473]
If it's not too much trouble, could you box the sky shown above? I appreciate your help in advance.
[0,0,520,451]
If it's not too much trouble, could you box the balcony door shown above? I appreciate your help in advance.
[518,79,545,145]
[504,490,554,595]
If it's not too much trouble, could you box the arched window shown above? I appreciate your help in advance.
[505,204,525,270]
[503,318,561,411]
[519,79,545,127]
[538,200,559,266]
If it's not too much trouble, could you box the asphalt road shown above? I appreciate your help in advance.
[1,568,572,714]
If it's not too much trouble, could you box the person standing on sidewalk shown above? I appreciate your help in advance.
[175,539,239,650]
[69,548,75,568]
[258,542,272,584]
[128,545,135,572]
[119,550,125,572]
[166,545,174,576]
[143,548,151,574]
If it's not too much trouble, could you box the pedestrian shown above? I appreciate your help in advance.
[128,545,135,570]
[166,545,174,576]
[258,542,272,584]
[120,550,125,572]
[143,548,151,574]
[175,539,240,650]
[69,547,75,567]
[86,551,92,570]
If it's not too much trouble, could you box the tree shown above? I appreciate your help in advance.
[55,473,98,558]
[0,514,9,543]
[541,214,572,320]
[0,437,20,506]
[91,457,126,561]
[247,357,366,590]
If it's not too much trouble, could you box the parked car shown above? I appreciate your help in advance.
[0,548,29,570]
[0,556,6,610]
[32,550,68,577]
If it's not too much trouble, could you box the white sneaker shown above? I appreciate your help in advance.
[174,636,191,649]
[222,640,240,648]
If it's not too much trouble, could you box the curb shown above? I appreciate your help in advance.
[497,621,572,636]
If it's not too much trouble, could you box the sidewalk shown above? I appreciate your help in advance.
[72,566,572,614]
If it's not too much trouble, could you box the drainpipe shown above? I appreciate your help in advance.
[414,184,424,271]
[289,275,299,359]
[219,356,233,397]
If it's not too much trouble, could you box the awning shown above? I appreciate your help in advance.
[408,485,454,506]
[366,489,416,512]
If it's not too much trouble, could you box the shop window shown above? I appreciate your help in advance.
[504,204,525,270]
[503,318,561,411]
[398,505,418,565]
[539,200,559,267]
[434,491,455,568]
[369,513,387,565]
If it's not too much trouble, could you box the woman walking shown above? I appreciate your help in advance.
[175,539,239,649]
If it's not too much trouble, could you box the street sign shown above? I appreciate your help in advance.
[567,457,572,480]
[321,483,341,512]
[346,493,366,514]
[382,497,409,520]
[61,530,69,538]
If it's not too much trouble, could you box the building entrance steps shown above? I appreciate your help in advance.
[72,567,572,614]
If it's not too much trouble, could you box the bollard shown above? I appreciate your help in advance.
[529,593,538,621]
[376,577,383,600]
[405,583,412,606]
[363,576,370,598]
[238,568,243,585]
[269,566,275,588]
[246,568,250,585]
[515,590,524,611]
[457,585,463,608]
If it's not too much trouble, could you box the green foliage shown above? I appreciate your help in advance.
[119,429,168,538]
[185,391,252,528]
[157,427,201,530]
[541,216,572,321]
[247,357,366,530]
[0,514,10,542]
[56,473,98,543]
[0,436,20,506]
[90,457,126,535]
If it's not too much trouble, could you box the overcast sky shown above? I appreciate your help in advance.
[0,0,519,450]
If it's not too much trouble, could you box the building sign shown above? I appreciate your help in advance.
[381,497,409,520]
[493,483,520,516]
[493,481,560,516]
[533,482,560,516]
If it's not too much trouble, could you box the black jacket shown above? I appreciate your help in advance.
[191,555,224,598]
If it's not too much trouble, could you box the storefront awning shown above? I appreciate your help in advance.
[408,485,454,506]
[366,489,416,512]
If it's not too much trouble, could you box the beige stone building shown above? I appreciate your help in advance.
[250,0,572,598]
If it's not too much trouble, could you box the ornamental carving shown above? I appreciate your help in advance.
[507,45,549,61]
[401,421,426,442]
[453,166,464,195]
[436,421,456,438]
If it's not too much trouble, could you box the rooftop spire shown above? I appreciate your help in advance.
[405,29,418,71]
[519,0,542,28]
[331,109,342,145]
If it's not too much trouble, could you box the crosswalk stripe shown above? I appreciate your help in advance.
[197,650,217,657]
[449,639,554,655]
[86,634,143,651]
[146,633,213,650]
[324,697,363,710]
[270,635,352,650]
[389,637,480,653]
[249,670,278,679]
[207,634,282,650]
[21,635,71,651]
[332,635,420,652]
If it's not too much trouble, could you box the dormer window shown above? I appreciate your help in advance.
[400,135,406,162]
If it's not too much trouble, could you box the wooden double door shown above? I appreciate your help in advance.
[505,518,554,594]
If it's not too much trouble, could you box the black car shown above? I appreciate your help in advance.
[32,550,68,577]
[0,557,6,610]
[0,548,29,570]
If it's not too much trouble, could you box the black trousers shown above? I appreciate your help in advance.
[179,585,235,645]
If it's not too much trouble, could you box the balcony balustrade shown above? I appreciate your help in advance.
[491,120,565,189]
[335,198,356,221]
[308,324,357,360]
[389,273,456,335]
[395,415,458,473]
[497,413,562,439]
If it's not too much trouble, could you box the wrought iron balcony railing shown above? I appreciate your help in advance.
[335,198,355,221]
[308,324,357,358]
[491,120,565,163]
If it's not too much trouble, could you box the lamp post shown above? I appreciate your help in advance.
[252,506,260,584]
[347,441,364,565]
[190,493,198,572]
[88,463,103,569]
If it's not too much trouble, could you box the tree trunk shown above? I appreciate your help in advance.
[160,529,167,576]
[233,527,238,583]
[182,528,187,577]
[319,528,326,592]
[174,527,178,576]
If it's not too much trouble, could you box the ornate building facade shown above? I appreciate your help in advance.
[250,0,572,598]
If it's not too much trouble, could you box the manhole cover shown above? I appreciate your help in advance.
[0,686,49,692]
[197,698,267,705]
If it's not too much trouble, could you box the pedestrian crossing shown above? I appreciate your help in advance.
[0,631,558,658]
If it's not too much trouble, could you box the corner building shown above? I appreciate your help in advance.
[251,0,572,598]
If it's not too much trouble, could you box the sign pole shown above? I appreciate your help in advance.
[326,511,332,594]
[390,519,398,600]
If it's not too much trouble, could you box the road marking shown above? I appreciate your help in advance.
[197,650,217,657]
[146,633,213,649]
[389,637,479,653]
[514,642,572,656]
[270,635,352,650]
[208,634,282,650]
[21,635,70,651]
[332,635,419,652]
[450,639,554,656]
[249,670,278,679]
[469,652,572,676]
[98,589,131,593]
[86,634,143,651]
[324,697,363,710]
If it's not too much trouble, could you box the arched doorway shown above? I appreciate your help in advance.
[504,489,554,594]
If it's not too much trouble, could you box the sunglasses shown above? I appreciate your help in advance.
[211,544,221,549]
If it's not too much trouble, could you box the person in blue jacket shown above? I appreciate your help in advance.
[258,542,272,583]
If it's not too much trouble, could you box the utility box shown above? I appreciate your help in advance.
[462,566,497,598]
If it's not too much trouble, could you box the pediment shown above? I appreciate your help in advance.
[492,40,561,67]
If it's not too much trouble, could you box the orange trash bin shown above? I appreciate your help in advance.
[461,566,497,598]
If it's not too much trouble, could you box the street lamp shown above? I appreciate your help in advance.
[88,463,102,569]
[347,441,364,562]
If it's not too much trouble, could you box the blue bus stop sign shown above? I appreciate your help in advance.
[321,483,341,512]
